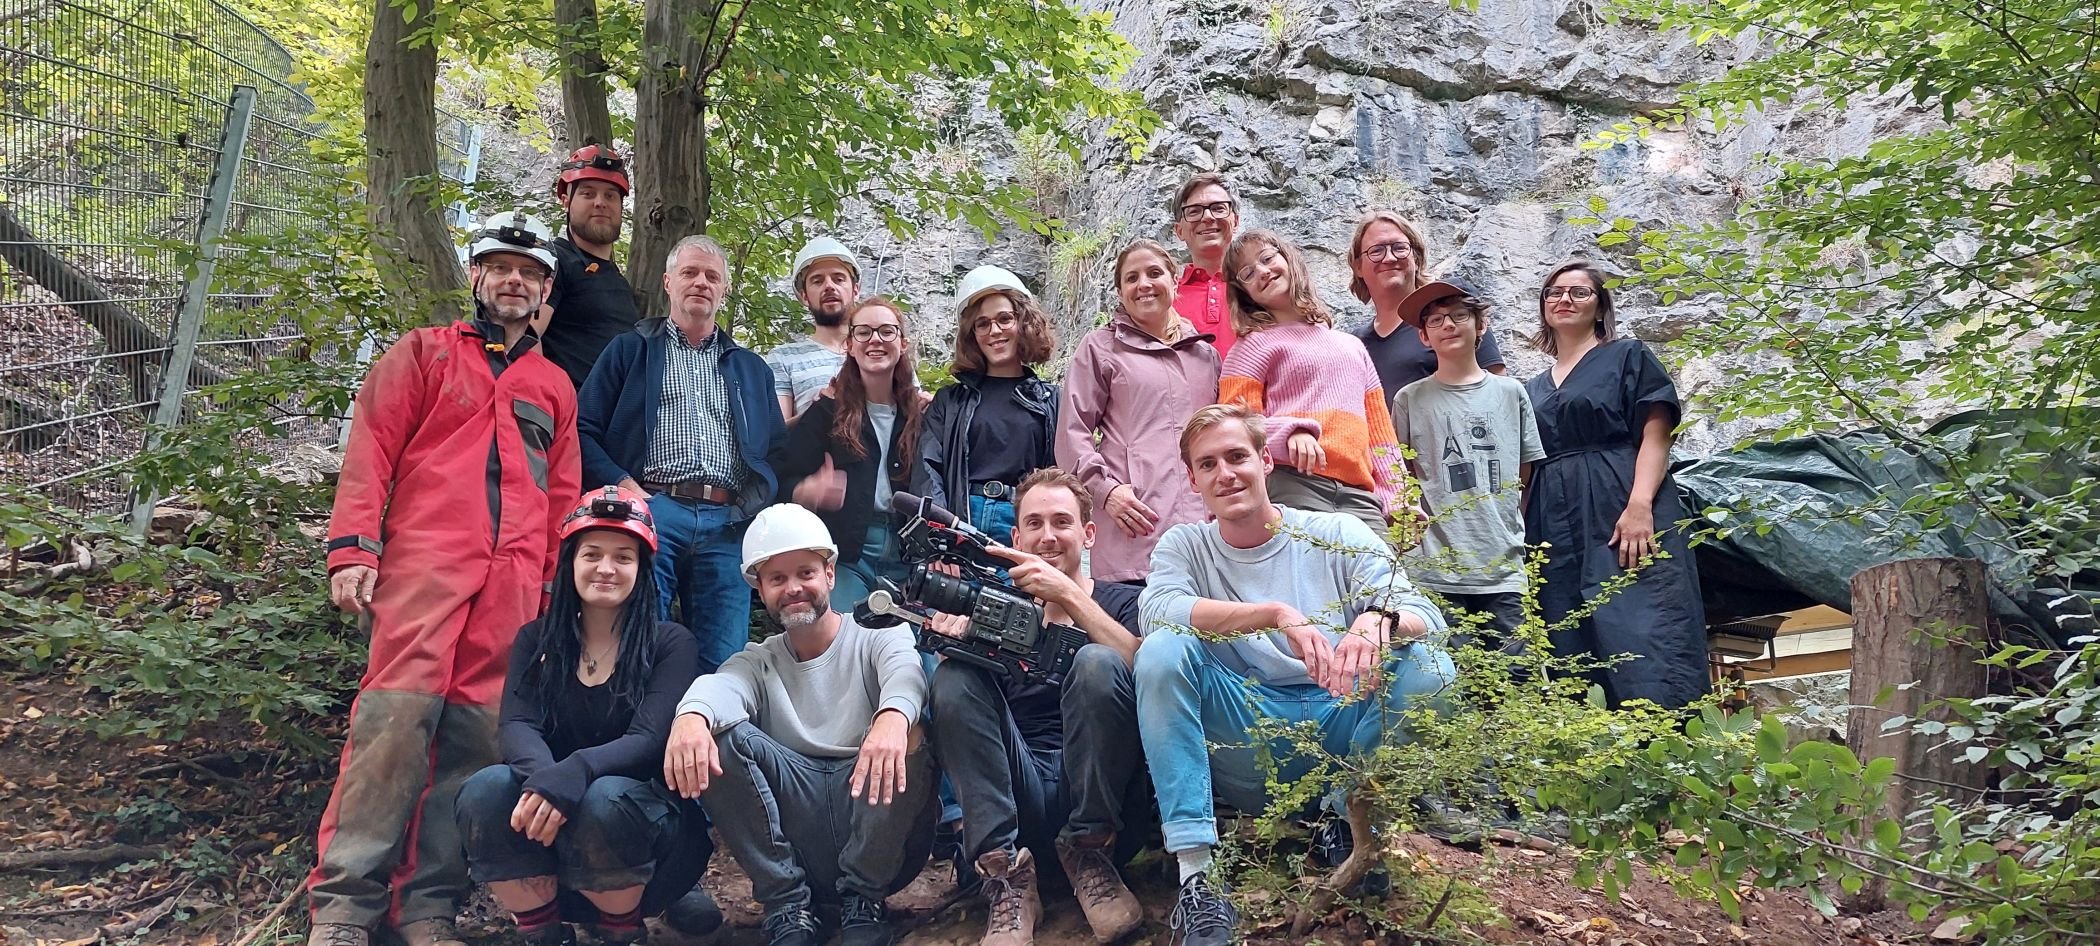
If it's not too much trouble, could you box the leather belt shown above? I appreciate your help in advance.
[972,480,1013,501]
[642,480,735,505]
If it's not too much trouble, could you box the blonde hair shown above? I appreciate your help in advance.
[1224,230,1329,336]
[1178,404,1266,466]
[1112,239,1185,342]
[1347,211,1428,302]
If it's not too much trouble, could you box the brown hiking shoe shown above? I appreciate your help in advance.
[1056,836,1143,943]
[396,918,468,946]
[306,923,370,946]
[976,846,1041,946]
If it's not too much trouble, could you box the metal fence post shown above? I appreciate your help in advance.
[130,85,258,535]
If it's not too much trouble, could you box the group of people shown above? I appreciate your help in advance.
[301,145,1711,946]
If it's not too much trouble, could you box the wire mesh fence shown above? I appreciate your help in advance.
[0,0,475,513]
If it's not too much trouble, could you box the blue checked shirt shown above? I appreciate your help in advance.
[643,322,752,491]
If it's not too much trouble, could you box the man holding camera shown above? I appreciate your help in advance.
[925,468,1148,946]
[1137,405,1455,946]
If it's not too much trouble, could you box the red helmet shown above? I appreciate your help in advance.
[556,144,630,197]
[561,486,657,551]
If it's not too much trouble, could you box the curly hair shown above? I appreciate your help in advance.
[1224,230,1330,335]
[951,288,1054,375]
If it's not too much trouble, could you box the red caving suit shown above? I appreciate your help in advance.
[307,319,581,930]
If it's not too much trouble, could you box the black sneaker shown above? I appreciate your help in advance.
[519,925,576,946]
[664,884,724,935]
[1308,816,1391,897]
[762,907,821,946]
[838,891,894,946]
[1167,873,1238,946]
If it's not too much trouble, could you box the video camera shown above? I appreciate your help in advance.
[854,492,1088,687]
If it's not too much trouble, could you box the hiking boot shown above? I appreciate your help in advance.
[976,847,1042,946]
[762,906,822,946]
[1055,836,1142,942]
[396,918,468,946]
[839,891,895,946]
[1308,815,1391,897]
[519,924,577,946]
[1167,873,1238,946]
[306,923,370,946]
[664,884,725,935]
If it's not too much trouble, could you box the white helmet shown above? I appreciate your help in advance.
[469,211,558,273]
[792,237,860,289]
[740,503,838,586]
[956,265,1032,314]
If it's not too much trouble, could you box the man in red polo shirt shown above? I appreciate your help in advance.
[1169,172,1241,357]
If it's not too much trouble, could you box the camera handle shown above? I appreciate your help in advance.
[863,589,929,627]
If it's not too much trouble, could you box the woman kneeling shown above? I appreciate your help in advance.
[456,487,714,945]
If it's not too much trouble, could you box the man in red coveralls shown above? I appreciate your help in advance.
[307,212,583,946]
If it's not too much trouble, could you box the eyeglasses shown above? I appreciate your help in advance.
[850,324,902,342]
[1234,250,1282,284]
[1421,310,1476,329]
[972,313,1018,334]
[1543,286,1597,301]
[478,258,547,281]
[1177,200,1236,222]
[1355,241,1414,262]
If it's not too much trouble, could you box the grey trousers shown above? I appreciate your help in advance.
[1267,466,1387,536]
[701,722,937,915]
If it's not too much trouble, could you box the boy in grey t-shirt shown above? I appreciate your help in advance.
[1389,279,1545,640]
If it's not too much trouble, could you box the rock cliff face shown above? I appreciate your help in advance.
[834,0,1927,454]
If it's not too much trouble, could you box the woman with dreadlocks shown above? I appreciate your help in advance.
[455,488,718,946]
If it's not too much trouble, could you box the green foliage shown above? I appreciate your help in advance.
[1572,0,2099,584]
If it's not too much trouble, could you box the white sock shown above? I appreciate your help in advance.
[1175,845,1214,883]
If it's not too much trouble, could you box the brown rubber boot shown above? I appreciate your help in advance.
[1056,836,1144,943]
[975,847,1041,946]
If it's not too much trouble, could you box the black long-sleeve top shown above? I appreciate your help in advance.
[496,618,698,815]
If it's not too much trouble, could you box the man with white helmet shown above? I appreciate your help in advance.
[767,237,861,421]
[537,143,640,387]
[663,503,936,946]
[308,212,582,946]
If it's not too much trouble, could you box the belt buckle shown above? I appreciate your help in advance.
[980,480,1010,500]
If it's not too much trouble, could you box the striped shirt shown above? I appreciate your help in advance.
[644,322,751,491]
[764,339,848,415]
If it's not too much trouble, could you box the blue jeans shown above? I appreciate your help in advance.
[1133,629,1456,852]
[967,495,1016,546]
[646,495,748,674]
[454,765,713,919]
[832,519,906,613]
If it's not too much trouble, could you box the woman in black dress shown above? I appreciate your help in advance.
[1523,261,1709,709]
[455,487,716,946]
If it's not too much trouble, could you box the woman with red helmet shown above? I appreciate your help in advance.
[454,487,721,946]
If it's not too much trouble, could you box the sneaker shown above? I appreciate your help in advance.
[395,919,468,946]
[306,923,370,946]
[762,907,822,946]
[664,884,725,935]
[839,891,895,946]
[1307,816,1391,897]
[976,847,1042,946]
[1054,836,1143,943]
[587,919,648,945]
[1167,873,1237,946]
[1410,792,1489,847]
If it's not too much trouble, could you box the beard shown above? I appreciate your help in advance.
[810,303,847,329]
[772,592,829,629]
[476,288,538,323]
[568,215,622,248]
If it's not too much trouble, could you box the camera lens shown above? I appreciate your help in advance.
[906,565,977,616]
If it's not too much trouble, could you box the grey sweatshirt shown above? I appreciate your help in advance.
[1139,505,1448,688]
[676,612,926,759]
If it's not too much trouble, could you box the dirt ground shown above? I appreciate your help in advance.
[0,674,1927,946]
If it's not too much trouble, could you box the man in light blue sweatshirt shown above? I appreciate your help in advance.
[1136,405,1455,946]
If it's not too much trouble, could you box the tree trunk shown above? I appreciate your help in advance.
[630,0,720,318]
[1844,556,1992,910]
[364,0,465,327]
[553,0,615,151]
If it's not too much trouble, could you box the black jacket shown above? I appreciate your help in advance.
[912,368,1059,524]
[770,394,915,565]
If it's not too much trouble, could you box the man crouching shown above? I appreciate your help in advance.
[663,503,936,946]
[926,468,1150,946]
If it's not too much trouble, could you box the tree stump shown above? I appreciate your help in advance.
[1844,556,1991,910]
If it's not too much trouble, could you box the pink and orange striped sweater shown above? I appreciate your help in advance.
[1218,320,1404,510]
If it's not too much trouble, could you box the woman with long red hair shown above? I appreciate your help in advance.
[770,297,926,609]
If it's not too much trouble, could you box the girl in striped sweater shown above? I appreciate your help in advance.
[1218,229,1407,535]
